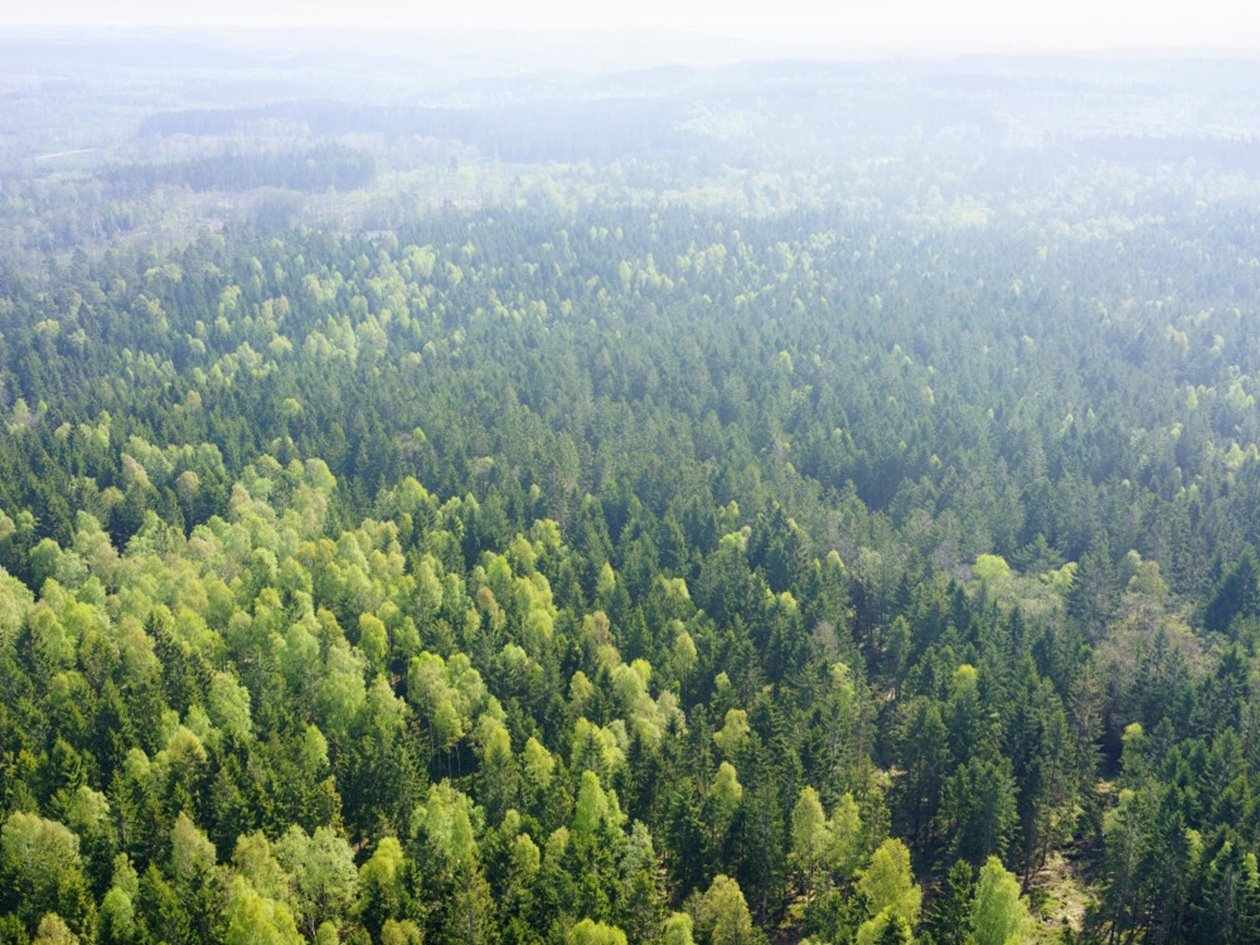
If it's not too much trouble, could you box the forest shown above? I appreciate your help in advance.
[3,27,1260,945]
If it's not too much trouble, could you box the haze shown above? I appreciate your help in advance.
[5,0,1260,53]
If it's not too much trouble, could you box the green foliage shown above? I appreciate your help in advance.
[712,709,750,758]
[4,58,1260,945]
[223,877,304,945]
[566,919,627,945]
[695,876,758,945]
[921,860,974,945]
[856,839,921,945]
[32,914,78,945]
[663,912,695,945]
[413,783,480,875]
[970,857,1033,945]
[0,813,93,937]
[1205,545,1260,633]
[1193,840,1260,945]
[358,837,407,936]
[273,825,359,938]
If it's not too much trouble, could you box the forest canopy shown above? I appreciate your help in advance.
[3,30,1260,945]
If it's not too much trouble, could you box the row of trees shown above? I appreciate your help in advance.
[102,145,376,195]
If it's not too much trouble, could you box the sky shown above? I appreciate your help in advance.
[3,0,1260,52]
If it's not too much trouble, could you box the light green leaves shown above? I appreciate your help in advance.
[971,856,1033,945]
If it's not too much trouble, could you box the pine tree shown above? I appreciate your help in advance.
[922,860,974,945]
[1068,531,1117,641]
[1204,545,1260,634]
[1192,840,1260,945]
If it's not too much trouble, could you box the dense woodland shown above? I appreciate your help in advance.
[4,32,1260,945]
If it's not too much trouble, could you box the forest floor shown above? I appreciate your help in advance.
[1029,851,1095,942]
